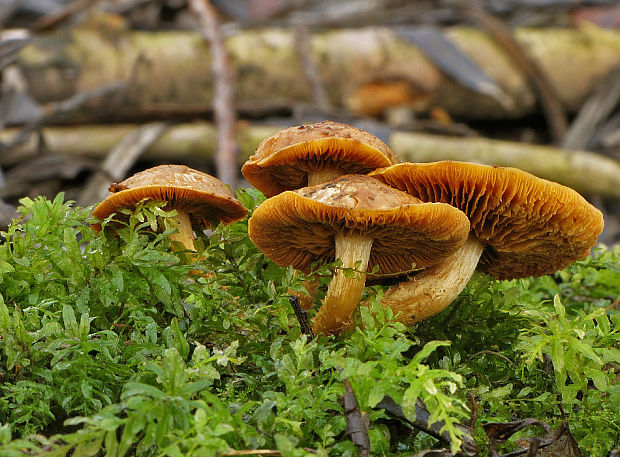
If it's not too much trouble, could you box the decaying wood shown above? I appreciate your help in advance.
[12,26,620,122]
[3,122,620,199]
[390,131,620,198]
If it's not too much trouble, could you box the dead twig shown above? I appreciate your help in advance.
[78,122,169,206]
[463,5,568,144]
[495,422,577,457]
[29,0,94,33]
[468,350,516,366]
[221,448,323,456]
[605,295,620,312]
[288,295,314,338]
[0,82,125,154]
[221,451,281,456]
[294,23,330,112]
[375,395,478,456]
[562,65,620,151]
[342,378,371,457]
[189,0,238,189]
[484,418,549,457]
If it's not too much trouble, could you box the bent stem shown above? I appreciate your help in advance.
[312,232,374,335]
[379,235,484,324]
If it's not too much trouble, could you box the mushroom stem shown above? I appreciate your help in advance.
[168,209,197,253]
[379,235,484,324]
[307,168,342,186]
[313,232,374,335]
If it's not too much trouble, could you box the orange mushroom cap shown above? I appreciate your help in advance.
[369,161,604,279]
[242,120,398,197]
[248,174,470,275]
[92,164,248,229]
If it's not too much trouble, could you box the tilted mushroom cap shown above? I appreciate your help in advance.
[369,161,604,279]
[92,164,248,227]
[242,120,398,197]
[248,174,470,275]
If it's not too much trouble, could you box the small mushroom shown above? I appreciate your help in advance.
[242,120,398,197]
[248,174,471,334]
[92,164,248,252]
[368,161,605,324]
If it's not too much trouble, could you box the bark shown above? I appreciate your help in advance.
[3,122,620,198]
[13,25,620,122]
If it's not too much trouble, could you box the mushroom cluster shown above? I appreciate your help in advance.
[244,122,605,335]
[248,174,470,334]
[90,122,605,337]
[367,161,605,324]
[242,120,401,311]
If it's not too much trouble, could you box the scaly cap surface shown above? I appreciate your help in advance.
[248,174,470,274]
[92,164,248,227]
[242,121,397,197]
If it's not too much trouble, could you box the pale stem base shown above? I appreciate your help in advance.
[312,233,374,335]
[168,209,197,253]
[307,168,342,186]
[379,235,484,324]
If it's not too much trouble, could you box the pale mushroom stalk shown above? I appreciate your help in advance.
[312,232,374,335]
[377,235,484,324]
[307,168,342,186]
[168,209,197,253]
[295,167,345,310]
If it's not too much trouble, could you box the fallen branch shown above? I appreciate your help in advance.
[390,131,620,199]
[12,26,620,122]
[3,122,619,199]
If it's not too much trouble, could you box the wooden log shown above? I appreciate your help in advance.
[390,132,620,198]
[3,122,620,198]
[13,25,620,122]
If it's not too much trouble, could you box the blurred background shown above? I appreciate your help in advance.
[1,0,619,243]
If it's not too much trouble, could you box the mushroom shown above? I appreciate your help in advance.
[243,120,399,309]
[241,120,398,197]
[92,164,248,253]
[248,174,471,334]
[368,161,605,324]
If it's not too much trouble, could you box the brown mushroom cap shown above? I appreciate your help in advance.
[369,161,604,279]
[241,120,398,197]
[92,164,248,227]
[248,174,470,275]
